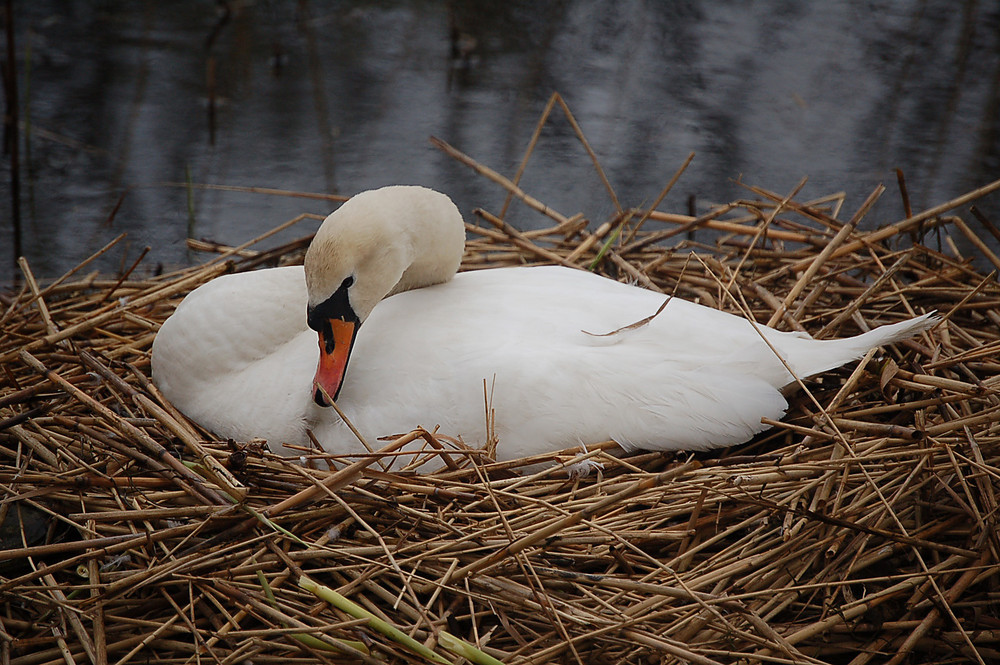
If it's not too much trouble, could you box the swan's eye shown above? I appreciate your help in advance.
[307,275,359,333]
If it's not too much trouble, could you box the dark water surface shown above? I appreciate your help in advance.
[3,1,1000,284]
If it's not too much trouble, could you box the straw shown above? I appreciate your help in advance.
[2,109,1000,664]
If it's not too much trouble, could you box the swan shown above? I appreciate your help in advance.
[151,185,937,468]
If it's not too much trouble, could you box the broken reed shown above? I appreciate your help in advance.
[1,179,1000,665]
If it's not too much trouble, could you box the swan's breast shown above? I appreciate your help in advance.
[152,266,317,447]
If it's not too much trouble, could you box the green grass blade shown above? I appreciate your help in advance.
[589,223,624,270]
[299,575,449,663]
[256,569,370,655]
[438,630,507,665]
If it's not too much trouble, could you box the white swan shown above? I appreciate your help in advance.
[151,185,937,468]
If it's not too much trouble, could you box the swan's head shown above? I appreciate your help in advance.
[303,185,465,406]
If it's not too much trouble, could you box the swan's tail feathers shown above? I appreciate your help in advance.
[783,311,939,380]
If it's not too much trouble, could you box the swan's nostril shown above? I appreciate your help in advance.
[313,387,330,407]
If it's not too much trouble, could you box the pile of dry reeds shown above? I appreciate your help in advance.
[3,109,1000,663]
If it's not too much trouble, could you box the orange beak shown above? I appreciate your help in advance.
[312,318,358,406]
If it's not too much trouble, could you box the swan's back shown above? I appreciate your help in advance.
[314,266,819,458]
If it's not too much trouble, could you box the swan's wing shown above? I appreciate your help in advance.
[324,267,794,460]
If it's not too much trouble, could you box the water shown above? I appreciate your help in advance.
[3,0,999,285]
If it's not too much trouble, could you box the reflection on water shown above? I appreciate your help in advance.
[3,1,999,283]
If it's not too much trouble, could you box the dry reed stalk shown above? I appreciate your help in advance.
[2,116,1000,664]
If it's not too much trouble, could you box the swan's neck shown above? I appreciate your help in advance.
[388,245,461,296]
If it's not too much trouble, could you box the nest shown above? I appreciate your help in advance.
[3,118,1000,663]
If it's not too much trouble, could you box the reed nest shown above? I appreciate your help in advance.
[3,132,1000,664]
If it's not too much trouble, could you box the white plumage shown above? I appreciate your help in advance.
[151,185,937,467]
